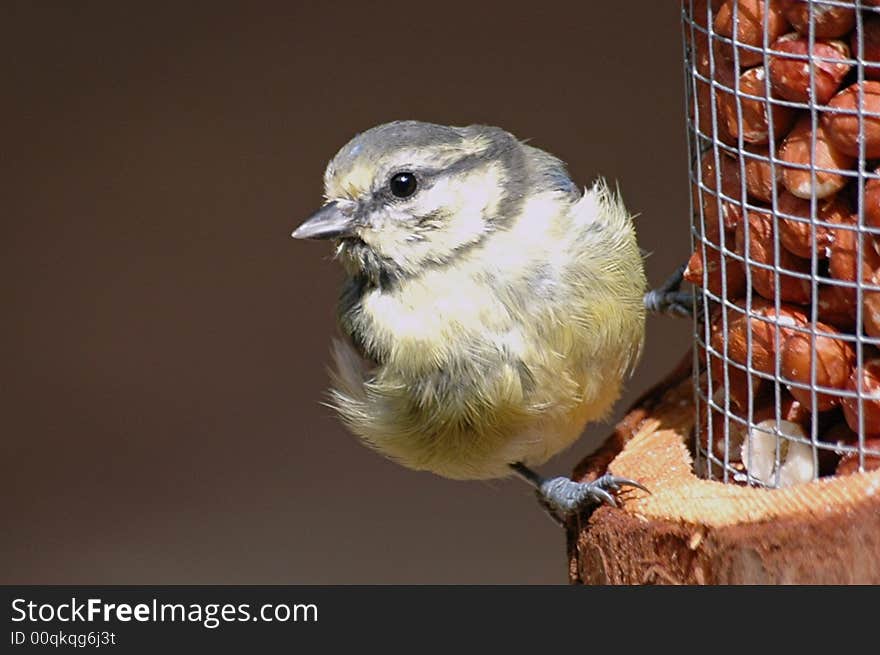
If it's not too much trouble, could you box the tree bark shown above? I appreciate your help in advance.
[567,354,880,585]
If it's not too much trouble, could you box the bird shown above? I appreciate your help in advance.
[292,120,688,521]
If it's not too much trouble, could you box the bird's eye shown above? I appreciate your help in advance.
[389,172,418,198]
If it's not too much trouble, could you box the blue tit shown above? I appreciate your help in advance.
[294,121,687,520]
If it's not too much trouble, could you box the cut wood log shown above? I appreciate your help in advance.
[567,353,880,584]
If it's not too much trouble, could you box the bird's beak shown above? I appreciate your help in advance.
[291,201,357,240]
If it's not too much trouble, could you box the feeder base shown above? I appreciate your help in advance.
[567,355,880,585]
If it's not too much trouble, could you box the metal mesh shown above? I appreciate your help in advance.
[683,0,880,486]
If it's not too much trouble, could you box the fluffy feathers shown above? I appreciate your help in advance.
[307,121,646,479]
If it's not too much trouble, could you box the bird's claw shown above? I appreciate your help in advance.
[594,472,650,495]
[537,473,649,517]
[644,263,694,318]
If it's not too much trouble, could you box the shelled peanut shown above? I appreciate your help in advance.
[686,0,880,478]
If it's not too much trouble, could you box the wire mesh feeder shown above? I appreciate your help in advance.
[566,1,880,584]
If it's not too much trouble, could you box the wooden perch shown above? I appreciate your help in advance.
[567,354,880,585]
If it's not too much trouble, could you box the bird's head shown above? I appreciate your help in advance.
[292,120,578,285]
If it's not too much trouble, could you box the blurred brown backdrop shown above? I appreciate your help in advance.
[1,1,691,583]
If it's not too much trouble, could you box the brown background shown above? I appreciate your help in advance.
[2,2,691,583]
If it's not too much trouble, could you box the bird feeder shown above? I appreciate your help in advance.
[567,0,880,584]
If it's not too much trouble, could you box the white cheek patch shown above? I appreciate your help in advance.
[418,163,504,246]
[362,163,505,267]
[471,190,564,281]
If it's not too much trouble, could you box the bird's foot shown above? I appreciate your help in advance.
[538,474,648,515]
[644,263,694,318]
[510,463,648,525]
